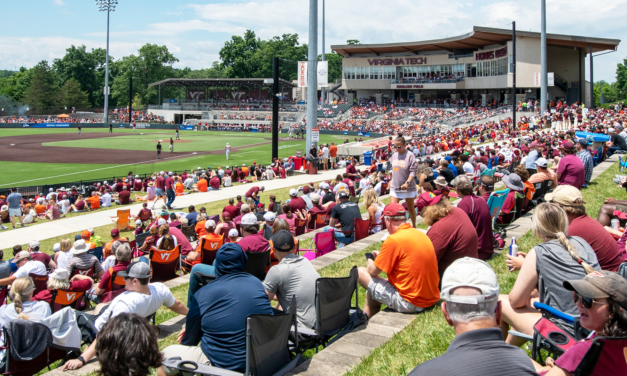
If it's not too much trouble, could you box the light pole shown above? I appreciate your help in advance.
[96,0,117,125]
[320,0,325,105]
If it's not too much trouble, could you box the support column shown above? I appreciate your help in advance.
[579,48,583,104]
[512,21,517,126]
[306,0,318,152]
[540,0,547,114]
[272,57,279,161]
[590,44,594,108]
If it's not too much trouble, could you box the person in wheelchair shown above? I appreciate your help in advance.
[532,271,627,375]
[500,203,600,346]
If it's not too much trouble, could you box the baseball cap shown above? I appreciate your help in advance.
[168,171,173,176]
[530,141,539,147]
[135,219,142,225]
[545,185,585,207]
[228,228,239,237]
[564,270,627,310]
[609,127,615,133]
[264,212,276,222]
[157,218,167,226]
[257,203,264,208]
[15,251,31,262]
[320,182,329,189]
[441,257,500,304]
[111,228,120,237]
[205,220,216,229]
[81,230,91,240]
[272,230,295,252]
[0,205,6,211]
[49,268,70,281]
[118,262,152,279]
[382,203,407,216]
[135,175,139,178]
[577,138,588,146]
[241,213,258,225]
[29,240,40,249]
[289,189,297,197]
[338,191,349,199]
[53,243,61,252]
[303,186,310,194]
[561,140,574,149]
[535,158,549,168]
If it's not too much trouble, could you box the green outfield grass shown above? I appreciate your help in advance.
[0,130,360,186]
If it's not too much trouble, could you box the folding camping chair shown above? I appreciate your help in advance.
[162,299,305,376]
[110,209,132,231]
[530,180,552,208]
[134,232,151,249]
[486,188,510,245]
[273,200,282,214]
[310,213,328,230]
[301,231,336,261]
[297,267,360,353]
[244,250,271,281]
[593,146,604,166]
[0,320,79,376]
[181,225,197,243]
[354,218,371,241]
[620,155,627,174]
[0,286,7,306]
[208,214,220,224]
[294,218,307,236]
[69,264,95,278]
[571,336,627,375]
[87,246,103,263]
[256,213,265,222]
[29,273,49,296]
[196,235,224,267]
[148,245,181,282]
[49,289,85,313]
[262,223,273,240]
[101,270,127,303]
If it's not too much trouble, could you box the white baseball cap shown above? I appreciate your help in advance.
[168,172,173,175]
[241,213,258,225]
[242,163,246,166]
[135,175,139,178]
[205,220,216,229]
[440,257,499,304]
[536,158,549,168]
[263,212,276,222]
[228,228,239,237]
[289,189,297,196]
[53,243,61,252]
[49,268,70,281]
[320,182,329,190]
[49,188,53,192]
[157,218,167,226]
[135,219,142,225]
[29,240,40,249]
[160,171,165,175]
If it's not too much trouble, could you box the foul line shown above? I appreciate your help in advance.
[0,152,208,187]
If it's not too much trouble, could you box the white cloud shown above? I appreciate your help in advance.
[53,0,64,5]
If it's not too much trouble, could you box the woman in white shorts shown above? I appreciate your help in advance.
[389,136,418,227]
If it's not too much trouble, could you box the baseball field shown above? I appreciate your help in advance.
[0,128,367,187]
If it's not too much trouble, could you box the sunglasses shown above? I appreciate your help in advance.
[573,292,608,309]
[393,145,403,149]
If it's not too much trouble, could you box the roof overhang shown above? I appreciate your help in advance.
[148,78,296,89]
[332,26,620,56]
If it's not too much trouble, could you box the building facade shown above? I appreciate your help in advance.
[332,26,620,107]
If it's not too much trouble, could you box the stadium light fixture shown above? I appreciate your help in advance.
[95,0,117,125]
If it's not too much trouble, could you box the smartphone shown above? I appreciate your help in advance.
[365,253,375,261]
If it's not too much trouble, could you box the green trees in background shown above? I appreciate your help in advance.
[0,30,345,111]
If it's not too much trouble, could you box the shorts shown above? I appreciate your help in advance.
[323,158,329,164]
[155,188,165,197]
[8,208,21,217]
[330,157,336,163]
[162,345,210,375]
[367,277,423,313]
[390,190,417,200]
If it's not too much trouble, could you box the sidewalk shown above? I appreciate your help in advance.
[0,169,341,246]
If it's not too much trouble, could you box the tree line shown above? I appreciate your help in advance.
[0,30,346,113]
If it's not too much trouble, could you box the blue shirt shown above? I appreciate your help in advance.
[448,163,459,178]
[186,212,199,227]
[6,193,22,209]
[183,243,273,372]
[525,150,539,169]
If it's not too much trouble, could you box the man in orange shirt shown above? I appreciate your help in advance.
[86,192,101,210]
[241,164,249,177]
[358,203,440,317]
[329,142,338,168]
[196,176,208,192]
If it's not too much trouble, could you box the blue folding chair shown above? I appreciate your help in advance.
[593,146,604,166]
[486,188,510,246]
[619,155,627,174]
[481,168,496,177]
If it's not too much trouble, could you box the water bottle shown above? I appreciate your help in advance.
[611,219,620,231]
[509,237,518,257]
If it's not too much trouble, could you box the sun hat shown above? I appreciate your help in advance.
[544,185,585,207]
[228,229,239,237]
[502,173,524,191]
[564,270,627,310]
[71,239,89,255]
[49,268,70,281]
[441,257,499,304]
[241,213,258,226]
[433,176,447,186]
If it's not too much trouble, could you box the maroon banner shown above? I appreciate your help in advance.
[368,57,427,66]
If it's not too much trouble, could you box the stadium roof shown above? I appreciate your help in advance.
[148,78,296,88]
[331,26,620,56]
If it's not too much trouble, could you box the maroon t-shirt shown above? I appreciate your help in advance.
[33,279,93,304]
[457,194,494,260]
[288,197,306,213]
[118,190,131,205]
[30,252,51,267]
[210,177,220,189]
[165,177,174,190]
[114,182,124,193]
[134,180,143,191]
[346,165,357,181]
[223,205,238,220]
[554,335,627,376]
[280,169,286,178]
[168,227,193,255]
[246,186,260,198]
[568,215,624,272]
[557,154,585,189]
[427,207,479,277]
[238,233,269,253]
[156,176,165,189]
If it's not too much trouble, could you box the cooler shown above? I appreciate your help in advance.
[363,151,373,166]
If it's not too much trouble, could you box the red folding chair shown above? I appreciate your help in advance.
[301,231,336,260]
[70,264,95,278]
[354,218,371,241]
[102,270,127,303]
[294,218,307,236]
[50,289,85,313]
[149,245,181,282]
[29,273,49,296]
[200,235,224,265]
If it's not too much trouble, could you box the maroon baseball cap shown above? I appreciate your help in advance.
[303,186,310,194]
[382,203,406,217]
[530,141,539,147]
[111,228,120,237]
[561,140,574,149]
[416,193,443,213]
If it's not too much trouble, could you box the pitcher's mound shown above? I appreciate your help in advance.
[152,139,192,143]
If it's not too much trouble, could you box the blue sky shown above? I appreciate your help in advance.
[1,0,626,83]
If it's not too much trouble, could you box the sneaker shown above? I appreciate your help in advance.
[20,223,25,227]
[616,175,626,180]
[613,178,622,184]
[0,226,6,230]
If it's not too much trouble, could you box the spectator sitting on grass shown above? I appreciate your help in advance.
[116,186,133,205]
[500,203,600,346]
[358,203,440,317]
[408,258,537,376]
[70,195,90,212]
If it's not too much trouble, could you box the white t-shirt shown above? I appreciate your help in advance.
[56,250,74,270]
[156,236,178,248]
[101,194,112,207]
[463,162,475,174]
[23,209,36,224]
[94,283,175,332]
[322,147,329,158]
[58,199,71,213]
[266,169,275,180]
[223,176,232,187]
[374,182,382,196]
[0,301,51,327]
[338,160,347,168]
[13,260,47,279]
[359,178,371,190]
[101,255,117,271]
[333,183,349,193]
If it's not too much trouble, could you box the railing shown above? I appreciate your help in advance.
[392,77,464,84]
[148,103,301,112]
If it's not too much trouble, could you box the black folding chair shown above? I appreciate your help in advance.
[194,271,216,288]
[162,299,305,376]
[135,231,151,249]
[297,266,360,353]
[244,250,271,281]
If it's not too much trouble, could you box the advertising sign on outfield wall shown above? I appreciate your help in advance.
[22,123,70,128]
